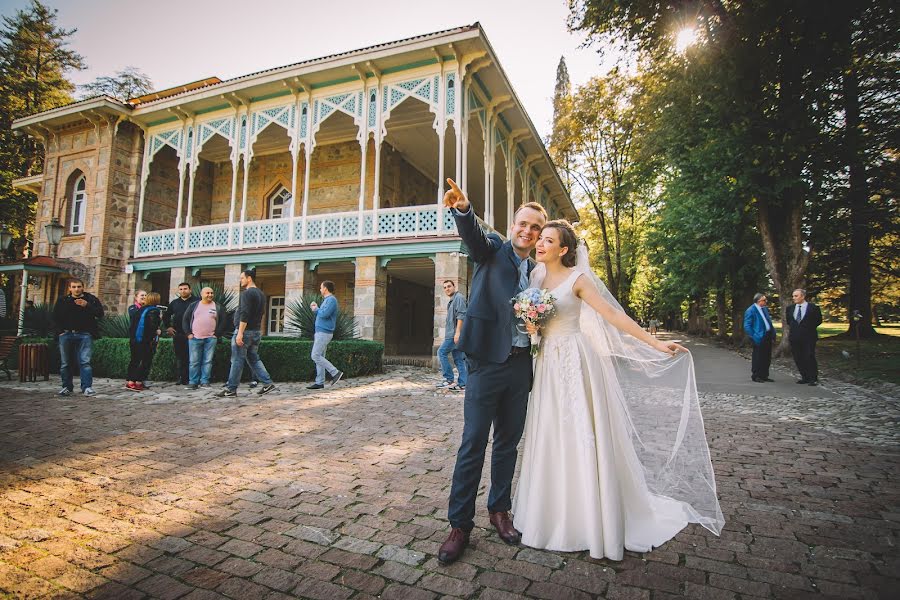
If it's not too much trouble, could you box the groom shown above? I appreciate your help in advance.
[438,178,547,564]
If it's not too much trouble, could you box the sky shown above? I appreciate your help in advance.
[0,0,618,138]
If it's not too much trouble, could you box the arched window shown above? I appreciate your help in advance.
[70,176,86,234]
[267,185,292,219]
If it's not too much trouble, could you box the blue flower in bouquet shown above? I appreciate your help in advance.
[511,287,557,356]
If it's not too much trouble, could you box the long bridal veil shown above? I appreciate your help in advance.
[532,244,724,536]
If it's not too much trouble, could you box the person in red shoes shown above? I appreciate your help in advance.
[126,291,163,391]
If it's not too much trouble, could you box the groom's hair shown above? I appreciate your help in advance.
[753,293,765,303]
[513,202,548,221]
[542,220,579,268]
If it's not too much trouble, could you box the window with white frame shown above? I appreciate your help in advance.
[70,176,86,234]
[268,186,292,219]
[268,296,286,335]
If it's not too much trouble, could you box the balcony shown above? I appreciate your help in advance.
[134,204,464,258]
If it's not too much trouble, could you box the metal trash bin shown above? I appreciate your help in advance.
[18,343,49,382]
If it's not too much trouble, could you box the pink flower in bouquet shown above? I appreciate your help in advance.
[511,287,557,356]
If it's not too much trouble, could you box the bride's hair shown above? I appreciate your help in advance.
[542,220,579,268]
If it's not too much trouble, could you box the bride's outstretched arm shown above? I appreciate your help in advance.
[573,274,687,356]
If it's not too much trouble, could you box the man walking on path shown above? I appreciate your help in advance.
[216,269,276,397]
[438,178,546,565]
[183,287,225,389]
[786,288,823,386]
[166,283,197,385]
[307,280,343,390]
[436,280,468,392]
[743,293,775,383]
[53,278,103,397]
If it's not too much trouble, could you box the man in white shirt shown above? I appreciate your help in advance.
[786,288,823,385]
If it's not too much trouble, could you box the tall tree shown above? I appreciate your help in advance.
[568,0,894,351]
[551,69,648,312]
[550,57,574,197]
[0,0,84,248]
[80,66,152,102]
[836,0,898,337]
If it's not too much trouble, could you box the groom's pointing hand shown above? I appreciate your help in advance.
[443,178,470,213]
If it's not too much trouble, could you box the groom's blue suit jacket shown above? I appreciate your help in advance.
[453,208,535,364]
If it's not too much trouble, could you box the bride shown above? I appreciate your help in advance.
[513,219,724,560]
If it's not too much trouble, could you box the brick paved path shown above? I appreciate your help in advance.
[0,358,897,599]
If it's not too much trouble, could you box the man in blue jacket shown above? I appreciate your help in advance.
[438,178,547,565]
[743,293,776,383]
[307,280,344,390]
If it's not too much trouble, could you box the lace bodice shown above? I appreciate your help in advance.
[540,269,582,338]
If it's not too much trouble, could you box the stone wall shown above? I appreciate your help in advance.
[31,120,145,314]
[97,122,144,313]
[190,160,214,226]
[143,146,181,232]
[380,144,436,209]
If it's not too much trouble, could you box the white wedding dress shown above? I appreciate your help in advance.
[512,267,722,560]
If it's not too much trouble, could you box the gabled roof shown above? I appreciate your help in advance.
[131,24,481,108]
[11,23,577,217]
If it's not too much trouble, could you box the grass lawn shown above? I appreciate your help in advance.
[771,322,900,385]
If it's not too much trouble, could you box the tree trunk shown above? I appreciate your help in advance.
[589,199,617,298]
[758,19,811,357]
[687,299,700,335]
[687,294,712,336]
[715,288,729,340]
[757,200,808,356]
[842,31,877,338]
[730,279,756,344]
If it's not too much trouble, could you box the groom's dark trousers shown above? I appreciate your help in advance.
[449,352,532,531]
[447,207,534,532]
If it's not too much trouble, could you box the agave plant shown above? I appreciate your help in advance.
[285,294,359,340]
[191,281,237,311]
[22,302,55,336]
[99,313,132,338]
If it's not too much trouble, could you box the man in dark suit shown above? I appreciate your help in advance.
[743,293,775,383]
[786,288,823,385]
[438,178,547,565]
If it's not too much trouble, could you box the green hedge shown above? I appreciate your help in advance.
[13,337,384,382]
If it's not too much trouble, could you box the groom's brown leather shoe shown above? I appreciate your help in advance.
[489,511,521,545]
[438,527,470,564]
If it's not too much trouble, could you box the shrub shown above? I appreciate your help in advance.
[88,337,382,382]
[285,294,358,340]
[99,313,132,338]
[191,281,237,311]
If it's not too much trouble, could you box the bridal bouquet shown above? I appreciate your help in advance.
[512,288,557,356]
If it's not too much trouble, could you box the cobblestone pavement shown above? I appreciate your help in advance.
[0,360,897,599]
